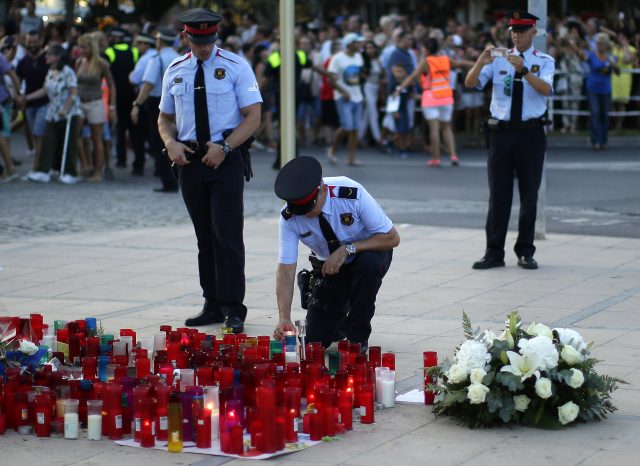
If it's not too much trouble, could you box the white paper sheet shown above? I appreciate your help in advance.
[395,388,425,404]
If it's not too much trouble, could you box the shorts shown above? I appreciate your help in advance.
[320,99,339,128]
[79,98,106,125]
[25,105,47,137]
[1,105,11,138]
[422,104,454,122]
[335,98,363,131]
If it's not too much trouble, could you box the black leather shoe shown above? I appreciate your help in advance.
[517,256,538,270]
[224,315,245,334]
[153,186,179,193]
[472,256,505,270]
[185,301,225,326]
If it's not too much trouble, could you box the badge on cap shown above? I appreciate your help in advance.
[214,68,226,79]
[340,213,354,226]
[531,64,540,73]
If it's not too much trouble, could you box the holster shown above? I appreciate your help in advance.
[298,255,347,315]
[297,269,312,309]
[222,129,254,182]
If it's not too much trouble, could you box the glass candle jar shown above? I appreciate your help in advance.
[86,399,103,440]
[63,399,79,439]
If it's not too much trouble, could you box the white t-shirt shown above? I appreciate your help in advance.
[328,51,364,103]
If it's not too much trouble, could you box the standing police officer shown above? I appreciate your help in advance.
[272,156,399,350]
[464,11,554,270]
[158,8,262,332]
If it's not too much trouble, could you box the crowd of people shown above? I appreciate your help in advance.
[0,3,639,182]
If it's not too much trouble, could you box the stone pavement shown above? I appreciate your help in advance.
[0,217,639,465]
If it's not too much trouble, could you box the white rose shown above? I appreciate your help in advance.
[567,369,585,388]
[470,368,487,384]
[455,340,492,371]
[481,330,498,348]
[513,395,531,412]
[553,328,587,353]
[19,340,39,355]
[447,364,468,384]
[527,322,554,339]
[519,336,559,370]
[467,383,490,404]
[561,345,583,366]
[558,401,580,425]
[535,377,553,399]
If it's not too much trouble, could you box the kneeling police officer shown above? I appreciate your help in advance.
[272,157,399,350]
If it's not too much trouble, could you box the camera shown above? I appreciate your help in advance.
[490,47,509,58]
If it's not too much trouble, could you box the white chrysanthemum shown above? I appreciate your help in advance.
[455,340,492,371]
[518,335,559,371]
[553,328,588,353]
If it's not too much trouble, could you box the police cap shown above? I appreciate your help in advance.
[508,11,540,31]
[274,157,323,216]
[135,32,156,46]
[178,8,222,45]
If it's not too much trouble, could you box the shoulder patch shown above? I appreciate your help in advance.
[170,52,191,68]
[337,187,358,199]
[281,208,293,221]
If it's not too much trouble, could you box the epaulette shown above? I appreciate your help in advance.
[169,52,191,68]
[215,49,240,65]
[532,50,554,61]
[281,208,294,221]
[330,186,358,199]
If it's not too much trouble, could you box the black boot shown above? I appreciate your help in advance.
[185,300,225,326]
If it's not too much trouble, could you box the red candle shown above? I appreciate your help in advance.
[34,394,51,437]
[30,313,44,343]
[309,412,323,441]
[283,386,301,418]
[159,364,174,387]
[196,366,213,386]
[381,352,395,371]
[86,337,100,358]
[423,351,438,405]
[56,328,68,344]
[368,346,382,367]
[359,384,374,424]
[140,419,154,448]
[338,390,353,430]
[135,358,151,379]
[120,329,137,347]
[275,409,285,451]
[0,413,6,435]
[155,385,170,441]
[230,424,244,454]
[83,357,97,381]
[196,408,212,449]
[218,367,235,390]
[285,408,298,443]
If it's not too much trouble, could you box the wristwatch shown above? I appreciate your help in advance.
[219,141,233,155]
[345,243,357,256]
[520,66,529,76]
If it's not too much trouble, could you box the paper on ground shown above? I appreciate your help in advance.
[395,388,425,403]
[116,433,322,460]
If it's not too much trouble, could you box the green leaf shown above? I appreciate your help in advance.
[486,391,503,413]
[462,311,474,340]
[495,372,524,392]
[499,397,515,423]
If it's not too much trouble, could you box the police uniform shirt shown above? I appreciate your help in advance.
[159,46,262,141]
[143,47,180,97]
[130,47,156,87]
[476,46,555,121]
[278,177,394,264]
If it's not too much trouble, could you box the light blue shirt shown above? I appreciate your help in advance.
[477,46,555,121]
[143,46,180,97]
[129,48,156,87]
[278,176,394,264]
[159,46,262,142]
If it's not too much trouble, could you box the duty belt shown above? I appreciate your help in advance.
[487,118,545,130]
[177,140,210,161]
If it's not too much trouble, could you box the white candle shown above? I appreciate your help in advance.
[64,412,79,439]
[375,367,389,403]
[87,414,102,440]
[380,370,396,408]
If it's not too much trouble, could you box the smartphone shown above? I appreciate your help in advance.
[490,47,509,58]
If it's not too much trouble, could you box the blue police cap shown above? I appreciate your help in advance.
[178,8,222,45]
[274,157,323,216]
[508,11,540,31]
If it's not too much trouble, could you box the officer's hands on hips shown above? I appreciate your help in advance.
[322,245,348,276]
[507,54,524,73]
[166,139,193,166]
[273,319,296,340]
[202,141,225,169]
[479,45,496,65]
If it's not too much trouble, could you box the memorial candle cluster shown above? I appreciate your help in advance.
[0,315,401,455]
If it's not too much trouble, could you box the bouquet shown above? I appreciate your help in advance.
[0,318,48,375]
[427,311,626,428]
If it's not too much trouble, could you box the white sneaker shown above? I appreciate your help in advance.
[27,171,51,183]
[59,174,78,185]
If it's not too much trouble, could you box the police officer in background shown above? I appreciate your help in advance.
[272,156,399,350]
[464,11,554,270]
[132,28,180,191]
[158,8,262,333]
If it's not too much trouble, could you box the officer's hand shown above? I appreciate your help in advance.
[479,45,496,65]
[130,106,139,125]
[202,141,225,169]
[273,319,296,340]
[166,139,193,166]
[322,246,347,276]
[507,54,524,73]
